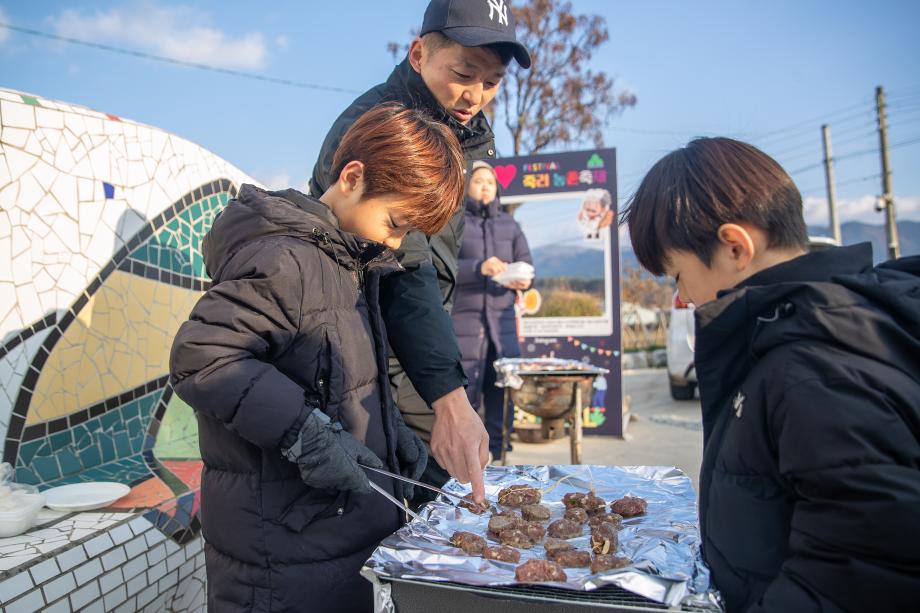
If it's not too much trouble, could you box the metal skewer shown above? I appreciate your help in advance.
[359,464,462,502]
[366,480,448,537]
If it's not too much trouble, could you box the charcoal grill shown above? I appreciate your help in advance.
[499,371,596,465]
[386,577,714,612]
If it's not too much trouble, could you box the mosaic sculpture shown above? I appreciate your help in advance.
[0,88,256,544]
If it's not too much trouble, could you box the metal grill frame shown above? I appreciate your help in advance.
[387,577,715,612]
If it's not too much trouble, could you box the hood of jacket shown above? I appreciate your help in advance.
[203,184,399,282]
[386,58,495,158]
[694,242,920,437]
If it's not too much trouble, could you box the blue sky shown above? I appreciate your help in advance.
[2,0,919,231]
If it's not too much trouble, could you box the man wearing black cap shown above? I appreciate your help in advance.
[309,0,531,510]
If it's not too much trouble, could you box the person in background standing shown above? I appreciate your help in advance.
[452,161,533,460]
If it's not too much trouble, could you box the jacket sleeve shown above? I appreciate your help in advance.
[169,244,310,450]
[380,235,468,405]
[750,376,920,612]
[457,255,483,287]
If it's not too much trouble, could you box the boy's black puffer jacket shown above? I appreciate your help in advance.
[169,184,404,613]
[694,243,920,612]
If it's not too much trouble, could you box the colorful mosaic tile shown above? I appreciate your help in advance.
[14,389,161,486]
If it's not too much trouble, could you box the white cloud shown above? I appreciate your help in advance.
[256,172,311,194]
[49,2,267,70]
[804,194,920,226]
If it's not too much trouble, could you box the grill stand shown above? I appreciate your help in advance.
[499,376,590,466]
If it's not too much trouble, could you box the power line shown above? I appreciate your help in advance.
[0,21,362,95]
[789,135,920,175]
[752,102,874,144]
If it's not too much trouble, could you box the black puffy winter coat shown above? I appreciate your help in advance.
[451,196,532,403]
[169,185,404,613]
[694,243,920,612]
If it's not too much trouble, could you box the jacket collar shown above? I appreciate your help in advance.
[386,58,495,154]
[465,195,500,218]
[693,243,876,439]
[235,184,399,272]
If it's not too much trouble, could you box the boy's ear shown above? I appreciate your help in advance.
[716,223,756,271]
[337,160,365,196]
[408,37,425,73]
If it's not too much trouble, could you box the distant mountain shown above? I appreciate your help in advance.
[807,221,920,263]
[531,245,606,279]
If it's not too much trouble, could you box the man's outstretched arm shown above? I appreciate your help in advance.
[379,234,489,503]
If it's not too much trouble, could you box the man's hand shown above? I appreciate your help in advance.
[430,387,490,505]
[480,257,508,277]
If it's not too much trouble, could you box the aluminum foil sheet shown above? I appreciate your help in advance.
[493,358,609,390]
[363,464,722,611]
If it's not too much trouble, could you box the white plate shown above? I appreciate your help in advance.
[41,482,131,512]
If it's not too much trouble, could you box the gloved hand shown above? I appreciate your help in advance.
[393,410,428,500]
[281,408,382,494]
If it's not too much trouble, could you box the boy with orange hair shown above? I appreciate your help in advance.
[169,104,466,613]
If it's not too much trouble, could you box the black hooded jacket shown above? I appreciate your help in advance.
[169,185,404,613]
[694,243,920,612]
[309,58,497,405]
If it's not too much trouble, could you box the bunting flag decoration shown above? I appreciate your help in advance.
[566,336,619,358]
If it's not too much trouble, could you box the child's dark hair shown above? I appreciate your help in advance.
[331,102,464,236]
[621,137,808,276]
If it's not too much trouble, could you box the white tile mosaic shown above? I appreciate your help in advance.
[69,578,100,609]
[55,542,87,571]
[99,566,123,594]
[147,559,167,584]
[108,523,133,545]
[72,557,102,586]
[123,534,148,560]
[125,570,147,597]
[114,596,138,613]
[103,583,128,610]
[41,598,70,613]
[83,533,115,558]
[1,100,36,130]
[41,571,75,602]
[28,557,59,584]
[4,587,45,613]
[136,583,158,608]
[0,569,33,601]
[100,545,126,571]
[0,86,255,344]
[146,541,166,565]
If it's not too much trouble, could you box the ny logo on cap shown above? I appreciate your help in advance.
[487,0,508,26]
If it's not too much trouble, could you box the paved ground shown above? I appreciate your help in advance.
[504,368,704,488]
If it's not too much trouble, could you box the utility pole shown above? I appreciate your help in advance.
[875,85,900,259]
[821,124,842,244]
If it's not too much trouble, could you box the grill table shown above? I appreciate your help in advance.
[500,370,597,466]
[386,578,714,612]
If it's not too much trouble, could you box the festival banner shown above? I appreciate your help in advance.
[490,148,623,436]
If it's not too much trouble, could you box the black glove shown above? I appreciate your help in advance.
[281,408,382,494]
[393,410,428,499]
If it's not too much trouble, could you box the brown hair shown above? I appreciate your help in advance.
[620,137,808,276]
[331,102,465,236]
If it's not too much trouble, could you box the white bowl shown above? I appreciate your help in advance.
[0,493,46,537]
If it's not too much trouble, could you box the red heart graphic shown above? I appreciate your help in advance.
[493,164,517,190]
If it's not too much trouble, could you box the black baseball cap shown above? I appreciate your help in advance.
[420,0,532,69]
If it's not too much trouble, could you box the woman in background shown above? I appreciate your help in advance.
[452,161,533,459]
